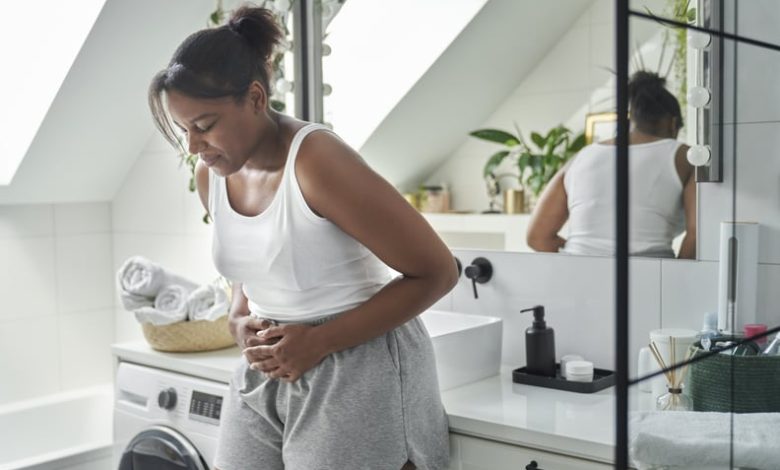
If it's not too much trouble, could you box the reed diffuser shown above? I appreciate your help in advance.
[649,337,694,411]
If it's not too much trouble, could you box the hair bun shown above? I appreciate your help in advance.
[226,7,282,60]
[227,16,249,36]
[629,71,666,89]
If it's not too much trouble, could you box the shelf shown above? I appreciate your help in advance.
[421,213,532,252]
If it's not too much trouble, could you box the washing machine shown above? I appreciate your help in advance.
[113,362,229,469]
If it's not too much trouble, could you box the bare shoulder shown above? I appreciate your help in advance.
[295,129,368,181]
[293,128,392,222]
[194,160,210,213]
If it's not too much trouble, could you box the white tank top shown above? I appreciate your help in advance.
[209,123,393,322]
[561,139,685,258]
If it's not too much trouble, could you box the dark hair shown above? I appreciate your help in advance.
[148,6,283,151]
[628,71,683,131]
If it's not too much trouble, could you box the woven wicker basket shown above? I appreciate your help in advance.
[141,315,235,352]
[688,344,780,413]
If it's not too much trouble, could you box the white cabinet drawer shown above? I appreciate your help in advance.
[448,433,612,470]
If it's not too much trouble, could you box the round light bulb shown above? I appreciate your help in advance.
[687,145,712,166]
[321,43,332,56]
[322,83,332,96]
[275,78,293,94]
[688,30,712,49]
[688,86,711,107]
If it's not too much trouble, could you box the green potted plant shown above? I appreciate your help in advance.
[470,124,586,210]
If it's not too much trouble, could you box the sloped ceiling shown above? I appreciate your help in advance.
[0,0,212,204]
[0,0,592,204]
[359,0,594,191]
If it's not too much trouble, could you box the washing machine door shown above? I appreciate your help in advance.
[118,425,208,470]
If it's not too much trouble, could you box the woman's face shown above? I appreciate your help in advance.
[166,86,264,176]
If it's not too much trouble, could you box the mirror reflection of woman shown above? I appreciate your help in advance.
[149,7,457,470]
[527,71,696,259]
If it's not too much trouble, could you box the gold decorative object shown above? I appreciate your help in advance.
[503,189,525,214]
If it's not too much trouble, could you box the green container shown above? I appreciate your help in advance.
[688,345,780,413]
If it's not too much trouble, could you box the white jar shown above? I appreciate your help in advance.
[560,354,583,378]
[565,360,594,382]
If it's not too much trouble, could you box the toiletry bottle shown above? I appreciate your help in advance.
[698,312,719,351]
[521,305,556,377]
[762,332,780,355]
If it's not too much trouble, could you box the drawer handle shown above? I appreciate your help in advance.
[525,461,543,470]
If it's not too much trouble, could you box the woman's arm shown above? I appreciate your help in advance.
[300,132,458,352]
[526,164,571,252]
[676,147,697,259]
[252,131,458,380]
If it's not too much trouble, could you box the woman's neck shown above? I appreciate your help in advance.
[244,111,288,172]
[631,122,676,140]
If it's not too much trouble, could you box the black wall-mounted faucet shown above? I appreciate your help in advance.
[464,257,492,299]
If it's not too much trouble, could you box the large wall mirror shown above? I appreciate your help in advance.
[624,1,780,468]
[318,0,709,259]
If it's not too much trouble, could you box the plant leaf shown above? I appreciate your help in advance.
[470,129,520,147]
[483,150,510,178]
[569,132,587,153]
[530,132,545,149]
[687,8,696,22]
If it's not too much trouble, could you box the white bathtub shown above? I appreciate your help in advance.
[0,384,114,470]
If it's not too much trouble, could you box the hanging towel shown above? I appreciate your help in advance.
[117,256,197,310]
[186,284,229,322]
[629,410,780,470]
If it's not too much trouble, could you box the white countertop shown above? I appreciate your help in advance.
[112,342,653,464]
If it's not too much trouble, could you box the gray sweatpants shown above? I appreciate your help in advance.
[213,315,450,470]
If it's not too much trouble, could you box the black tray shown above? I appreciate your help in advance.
[512,364,615,393]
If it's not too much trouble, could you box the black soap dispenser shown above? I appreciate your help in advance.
[521,305,556,377]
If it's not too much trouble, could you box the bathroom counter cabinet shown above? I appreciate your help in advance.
[112,344,639,468]
[441,366,647,469]
[446,433,612,470]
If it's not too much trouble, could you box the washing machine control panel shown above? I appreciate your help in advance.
[189,390,223,425]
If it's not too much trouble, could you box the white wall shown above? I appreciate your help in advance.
[698,0,780,265]
[0,203,114,404]
[445,249,780,378]
[111,132,220,344]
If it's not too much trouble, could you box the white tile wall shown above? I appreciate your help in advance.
[698,123,780,264]
[0,203,114,404]
[0,205,53,238]
[55,234,115,314]
[0,237,58,322]
[736,0,780,66]
[0,315,61,403]
[53,203,111,235]
[59,309,114,390]
[660,259,719,331]
[112,148,188,235]
[448,250,661,377]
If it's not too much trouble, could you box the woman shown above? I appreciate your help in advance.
[149,6,457,470]
[527,71,696,259]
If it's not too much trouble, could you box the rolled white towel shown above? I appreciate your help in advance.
[186,284,229,322]
[132,285,192,326]
[630,410,780,469]
[117,256,197,310]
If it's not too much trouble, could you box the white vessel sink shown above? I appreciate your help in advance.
[420,310,502,391]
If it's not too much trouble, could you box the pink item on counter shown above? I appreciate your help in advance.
[744,323,768,345]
